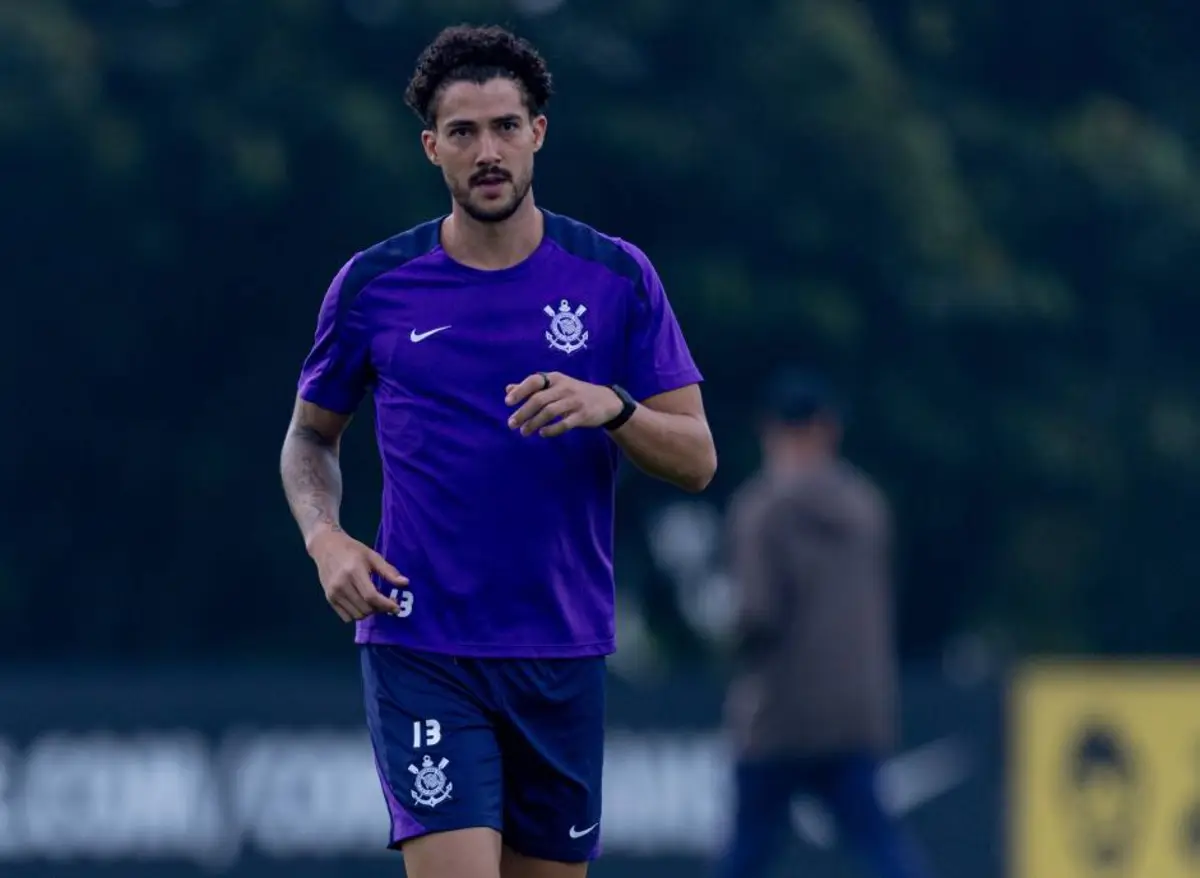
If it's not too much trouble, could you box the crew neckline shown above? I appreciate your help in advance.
[434,209,553,281]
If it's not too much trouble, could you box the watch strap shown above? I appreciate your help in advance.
[602,384,638,431]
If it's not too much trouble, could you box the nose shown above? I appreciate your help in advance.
[475,130,502,166]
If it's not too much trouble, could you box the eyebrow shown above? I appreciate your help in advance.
[445,114,523,129]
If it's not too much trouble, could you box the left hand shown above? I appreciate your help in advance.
[505,372,624,438]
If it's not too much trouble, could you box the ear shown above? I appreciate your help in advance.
[531,114,548,153]
[421,129,439,166]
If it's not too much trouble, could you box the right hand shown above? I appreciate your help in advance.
[307,529,408,622]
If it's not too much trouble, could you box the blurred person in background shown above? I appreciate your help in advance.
[279,22,715,878]
[715,368,931,878]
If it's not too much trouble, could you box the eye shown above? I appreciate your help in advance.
[448,128,471,139]
[500,119,520,132]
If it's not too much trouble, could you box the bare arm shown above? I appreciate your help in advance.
[280,397,353,552]
[609,385,717,493]
[505,376,717,493]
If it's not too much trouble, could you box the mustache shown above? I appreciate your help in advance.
[470,167,512,186]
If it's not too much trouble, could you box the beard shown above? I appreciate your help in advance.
[449,167,533,223]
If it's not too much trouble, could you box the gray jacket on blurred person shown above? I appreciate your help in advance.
[724,446,897,759]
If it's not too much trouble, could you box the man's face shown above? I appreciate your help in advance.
[1065,728,1139,869]
[760,416,842,463]
[422,77,546,223]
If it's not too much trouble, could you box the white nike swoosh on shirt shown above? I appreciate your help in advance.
[410,326,451,342]
[569,822,600,839]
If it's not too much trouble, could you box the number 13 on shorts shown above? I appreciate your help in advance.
[413,718,442,748]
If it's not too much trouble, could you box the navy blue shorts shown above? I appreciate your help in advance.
[360,644,606,862]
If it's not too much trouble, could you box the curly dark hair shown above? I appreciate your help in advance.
[404,25,554,128]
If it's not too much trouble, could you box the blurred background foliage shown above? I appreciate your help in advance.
[5,0,1200,665]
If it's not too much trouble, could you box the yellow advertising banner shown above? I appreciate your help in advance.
[1010,660,1200,878]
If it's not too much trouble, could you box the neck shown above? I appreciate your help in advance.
[441,195,543,270]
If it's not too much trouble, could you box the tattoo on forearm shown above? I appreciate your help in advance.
[281,426,344,540]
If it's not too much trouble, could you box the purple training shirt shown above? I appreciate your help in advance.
[297,210,703,658]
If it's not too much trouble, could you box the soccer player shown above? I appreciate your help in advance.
[278,24,716,878]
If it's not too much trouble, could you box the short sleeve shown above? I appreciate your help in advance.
[296,257,373,415]
[617,241,704,401]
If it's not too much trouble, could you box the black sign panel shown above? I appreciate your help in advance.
[0,666,1002,878]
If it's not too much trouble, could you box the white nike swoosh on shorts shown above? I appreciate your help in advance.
[569,822,600,839]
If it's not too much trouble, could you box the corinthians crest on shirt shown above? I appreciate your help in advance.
[545,299,589,354]
[408,755,453,807]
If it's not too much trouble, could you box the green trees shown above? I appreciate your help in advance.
[4,0,1199,660]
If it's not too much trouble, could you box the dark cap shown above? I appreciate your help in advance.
[760,367,844,425]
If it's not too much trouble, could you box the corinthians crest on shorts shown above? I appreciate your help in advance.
[545,299,589,354]
[408,755,453,807]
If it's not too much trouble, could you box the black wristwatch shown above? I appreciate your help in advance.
[602,384,638,431]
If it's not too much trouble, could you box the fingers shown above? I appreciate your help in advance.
[329,579,400,621]
[368,550,409,586]
[504,373,553,406]
[520,397,574,436]
[538,411,586,438]
[364,587,402,615]
[355,567,401,614]
[508,384,569,434]
[324,549,407,621]
[506,373,600,438]
[330,584,374,621]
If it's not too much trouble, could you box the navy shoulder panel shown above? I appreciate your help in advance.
[542,210,645,293]
[337,217,442,313]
